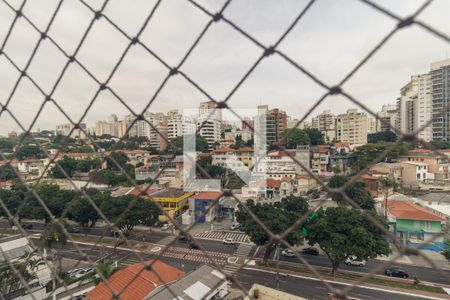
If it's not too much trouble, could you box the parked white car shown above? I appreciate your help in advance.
[160,224,170,231]
[223,238,235,245]
[230,223,241,231]
[281,249,295,257]
[345,255,366,267]
[71,268,94,278]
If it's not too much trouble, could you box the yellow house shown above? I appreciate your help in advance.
[148,188,194,219]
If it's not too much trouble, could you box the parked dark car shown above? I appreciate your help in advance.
[68,226,80,233]
[178,235,189,242]
[21,223,33,229]
[385,267,409,278]
[188,241,199,249]
[302,247,319,256]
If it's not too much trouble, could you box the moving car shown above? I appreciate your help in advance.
[178,235,189,242]
[223,238,235,245]
[230,223,241,231]
[281,249,295,257]
[70,268,94,278]
[345,255,366,267]
[68,226,80,233]
[385,267,409,278]
[302,247,319,256]
[160,224,170,231]
[188,241,200,249]
[21,223,33,229]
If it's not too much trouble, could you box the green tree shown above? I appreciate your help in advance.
[351,142,412,173]
[68,190,108,235]
[95,260,121,284]
[171,134,209,154]
[15,145,45,160]
[0,164,17,181]
[100,196,160,235]
[305,206,390,275]
[304,128,325,145]
[328,175,375,210]
[379,177,397,218]
[0,138,16,151]
[106,152,129,171]
[368,130,397,143]
[283,128,310,149]
[236,196,308,261]
[442,240,450,261]
[41,222,68,249]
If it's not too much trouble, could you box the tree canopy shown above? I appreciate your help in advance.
[283,128,310,149]
[236,196,309,260]
[368,130,397,143]
[100,195,160,235]
[328,175,375,210]
[171,134,209,154]
[305,206,390,274]
[304,128,325,145]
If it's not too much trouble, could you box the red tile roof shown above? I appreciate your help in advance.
[361,174,378,180]
[87,260,184,300]
[266,178,281,188]
[193,191,223,200]
[213,147,236,153]
[384,200,444,222]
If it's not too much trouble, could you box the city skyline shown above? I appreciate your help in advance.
[0,0,449,135]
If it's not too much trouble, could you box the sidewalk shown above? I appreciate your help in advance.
[376,246,450,270]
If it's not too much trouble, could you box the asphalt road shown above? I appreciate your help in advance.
[2,220,449,286]
[270,250,450,286]
[52,242,445,300]
[236,268,446,300]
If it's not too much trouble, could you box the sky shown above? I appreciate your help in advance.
[0,0,449,135]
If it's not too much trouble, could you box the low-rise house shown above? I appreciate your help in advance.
[295,174,318,195]
[88,260,185,300]
[186,192,223,224]
[211,147,254,172]
[310,145,331,173]
[147,265,228,300]
[414,193,450,225]
[368,162,403,183]
[17,159,49,178]
[398,161,428,186]
[382,200,445,245]
[114,149,151,166]
[360,174,381,197]
[240,178,282,202]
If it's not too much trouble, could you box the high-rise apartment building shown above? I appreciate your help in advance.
[397,74,432,142]
[431,59,450,141]
[311,110,336,143]
[377,104,398,132]
[335,109,374,145]
[167,109,196,140]
[127,112,168,150]
[197,101,222,148]
[55,123,87,139]
[255,105,287,146]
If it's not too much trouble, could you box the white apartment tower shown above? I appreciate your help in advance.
[197,101,222,148]
[431,59,450,141]
[397,74,432,142]
[167,109,196,140]
[311,110,336,143]
[335,109,375,145]
[377,104,398,132]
